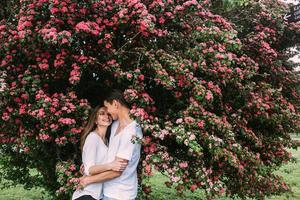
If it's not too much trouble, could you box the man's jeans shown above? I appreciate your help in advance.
[102,196,135,200]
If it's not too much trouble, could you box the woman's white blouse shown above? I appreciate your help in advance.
[72,132,108,200]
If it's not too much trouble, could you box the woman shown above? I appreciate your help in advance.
[72,105,126,200]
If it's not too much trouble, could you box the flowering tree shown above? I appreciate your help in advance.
[1,0,300,199]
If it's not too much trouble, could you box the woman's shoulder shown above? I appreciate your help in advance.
[85,132,100,143]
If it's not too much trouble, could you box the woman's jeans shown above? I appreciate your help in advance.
[75,195,96,200]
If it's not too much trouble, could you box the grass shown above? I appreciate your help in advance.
[0,186,50,200]
[1,135,300,200]
[266,147,300,200]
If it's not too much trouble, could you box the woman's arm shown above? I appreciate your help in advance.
[82,134,98,176]
[85,158,128,175]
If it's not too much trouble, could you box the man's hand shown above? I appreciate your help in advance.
[109,158,128,172]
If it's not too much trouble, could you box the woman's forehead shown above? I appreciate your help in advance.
[98,107,108,112]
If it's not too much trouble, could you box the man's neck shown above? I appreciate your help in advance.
[117,107,133,126]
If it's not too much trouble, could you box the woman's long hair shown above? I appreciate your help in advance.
[80,105,111,152]
[80,105,101,152]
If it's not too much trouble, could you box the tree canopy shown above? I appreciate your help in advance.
[1,0,300,199]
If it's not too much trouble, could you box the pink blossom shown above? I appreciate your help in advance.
[138,74,145,81]
[50,7,59,14]
[21,93,28,100]
[55,137,67,145]
[50,124,59,130]
[24,147,30,153]
[171,176,180,182]
[61,7,68,13]
[149,144,156,153]
[37,109,45,117]
[197,120,205,128]
[38,63,49,70]
[69,164,76,171]
[174,5,184,12]
[176,118,183,124]
[58,118,76,125]
[104,33,111,39]
[190,184,198,191]
[215,53,224,59]
[205,91,213,101]
[184,117,194,123]
[70,128,81,134]
[159,16,165,24]
[61,38,68,44]
[189,134,196,140]
[143,136,152,145]
[39,133,51,141]
[2,112,9,121]
[145,164,151,174]
[179,162,188,168]
[19,105,26,114]
[126,73,132,79]
[140,20,149,32]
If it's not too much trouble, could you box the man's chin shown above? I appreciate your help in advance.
[112,116,118,120]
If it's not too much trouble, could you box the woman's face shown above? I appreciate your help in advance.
[96,107,112,127]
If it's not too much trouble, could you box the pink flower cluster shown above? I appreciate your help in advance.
[58,118,76,125]
[69,63,81,85]
[75,21,102,36]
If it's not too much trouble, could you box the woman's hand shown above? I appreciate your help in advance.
[109,159,127,172]
[80,164,85,175]
[78,175,90,188]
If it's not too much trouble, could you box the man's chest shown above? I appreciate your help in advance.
[106,135,121,161]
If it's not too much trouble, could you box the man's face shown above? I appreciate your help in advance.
[104,100,118,120]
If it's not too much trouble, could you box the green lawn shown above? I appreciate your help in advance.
[266,147,300,200]
[0,186,50,200]
[1,136,299,200]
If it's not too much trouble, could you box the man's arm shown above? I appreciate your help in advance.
[81,170,121,186]
[88,159,127,175]
[80,157,128,187]
[87,163,111,175]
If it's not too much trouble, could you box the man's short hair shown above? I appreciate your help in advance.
[104,89,129,108]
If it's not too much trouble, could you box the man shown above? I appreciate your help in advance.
[80,89,143,200]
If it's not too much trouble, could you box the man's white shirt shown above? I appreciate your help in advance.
[103,120,143,200]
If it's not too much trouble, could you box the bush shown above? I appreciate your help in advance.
[1,0,300,199]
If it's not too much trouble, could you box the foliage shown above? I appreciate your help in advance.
[1,0,300,199]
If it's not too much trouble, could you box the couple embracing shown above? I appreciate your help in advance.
[72,90,143,200]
